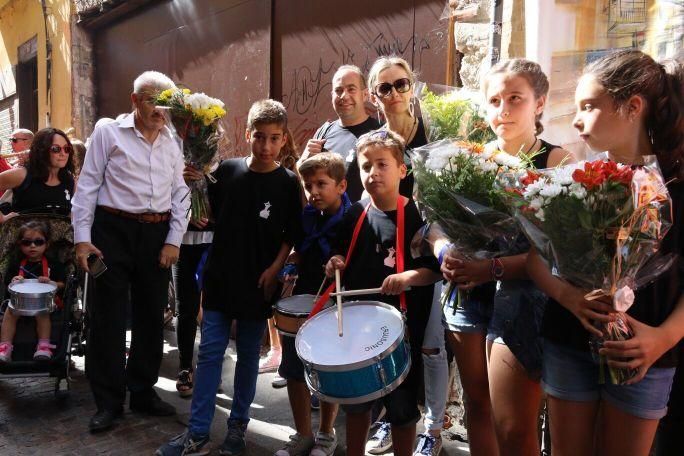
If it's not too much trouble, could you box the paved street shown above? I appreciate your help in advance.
[0,326,470,455]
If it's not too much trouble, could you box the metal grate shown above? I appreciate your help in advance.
[608,0,647,35]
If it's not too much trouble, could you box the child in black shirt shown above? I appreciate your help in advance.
[0,221,65,362]
[275,152,350,456]
[325,129,441,456]
[157,100,303,456]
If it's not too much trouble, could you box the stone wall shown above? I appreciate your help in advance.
[452,0,492,90]
[70,20,96,141]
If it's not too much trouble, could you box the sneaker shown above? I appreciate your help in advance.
[413,433,442,456]
[366,422,392,454]
[274,433,314,456]
[310,430,337,456]
[33,340,56,361]
[155,430,210,456]
[272,375,288,389]
[219,418,247,455]
[310,395,320,410]
[0,342,12,363]
[259,349,282,373]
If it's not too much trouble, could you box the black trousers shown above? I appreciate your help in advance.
[174,242,210,370]
[86,208,170,412]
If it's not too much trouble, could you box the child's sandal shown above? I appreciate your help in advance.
[176,369,194,397]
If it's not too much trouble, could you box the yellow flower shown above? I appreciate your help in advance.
[157,88,176,104]
[182,88,192,94]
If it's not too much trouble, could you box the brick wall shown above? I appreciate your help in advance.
[0,95,19,155]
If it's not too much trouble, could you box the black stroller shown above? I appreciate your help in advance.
[0,213,85,397]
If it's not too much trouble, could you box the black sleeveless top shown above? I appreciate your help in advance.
[532,139,557,169]
[12,172,74,214]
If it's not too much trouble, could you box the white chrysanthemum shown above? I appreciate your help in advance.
[539,183,564,198]
[184,92,225,111]
[569,182,587,199]
[492,152,522,168]
[523,179,545,198]
[529,197,544,210]
[425,146,462,171]
[549,166,575,186]
[480,161,499,173]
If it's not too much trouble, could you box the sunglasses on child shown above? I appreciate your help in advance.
[20,238,46,247]
[373,78,412,98]
[49,145,73,155]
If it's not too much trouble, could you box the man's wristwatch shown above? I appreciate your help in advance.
[491,258,505,280]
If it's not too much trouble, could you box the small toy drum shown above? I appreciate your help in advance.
[273,294,332,337]
[7,279,57,316]
[296,301,411,404]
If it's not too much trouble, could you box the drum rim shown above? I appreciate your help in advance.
[295,301,406,372]
[274,294,332,317]
[306,354,412,404]
[8,278,58,298]
[7,301,54,316]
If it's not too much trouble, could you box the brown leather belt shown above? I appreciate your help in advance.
[98,205,170,224]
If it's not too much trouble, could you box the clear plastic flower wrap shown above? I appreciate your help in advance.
[414,81,496,144]
[499,154,675,384]
[411,139,530,261]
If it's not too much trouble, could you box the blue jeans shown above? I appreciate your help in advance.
[188,310,267,436]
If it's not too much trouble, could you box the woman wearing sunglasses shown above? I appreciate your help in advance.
[362,56,448,456]
[0,128,75,222]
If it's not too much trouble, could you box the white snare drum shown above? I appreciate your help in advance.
[7,279,57,316]
[273,294,332,337]
[296,301,411,404]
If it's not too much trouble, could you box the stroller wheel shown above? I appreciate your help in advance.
[54,377,70,400]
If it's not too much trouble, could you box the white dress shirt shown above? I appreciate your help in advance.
[72,112,190,247]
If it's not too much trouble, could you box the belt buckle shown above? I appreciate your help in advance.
[137,213,150,223]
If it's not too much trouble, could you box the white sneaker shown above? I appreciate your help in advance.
[310,430,337,456]
[259,349,282,373]
[366,422,392,454]
[272,375,288,388]
[274,433,314,456]
[413,433,443,455]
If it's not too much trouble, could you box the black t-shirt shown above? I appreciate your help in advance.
[12,172,74,214]
[399,118,428,199]
[332,198,439,346]
[203,158,303,319]
[543,179,684,367]
[315,117,381,203]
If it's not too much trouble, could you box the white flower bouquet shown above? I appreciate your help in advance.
[155,88,227,223]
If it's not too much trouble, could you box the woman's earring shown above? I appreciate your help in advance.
[409,97,416,118]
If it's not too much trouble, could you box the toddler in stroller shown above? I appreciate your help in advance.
[0,213,78,394]
[0,220,65,361]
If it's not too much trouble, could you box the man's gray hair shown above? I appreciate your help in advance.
[133,71,175,94]
[11,128,34,138]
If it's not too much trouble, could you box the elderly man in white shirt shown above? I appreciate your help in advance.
[72,71,189,433]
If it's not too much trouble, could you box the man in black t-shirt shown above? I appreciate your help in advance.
[299,65,380,202]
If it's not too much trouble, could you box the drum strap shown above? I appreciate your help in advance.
[19,256,49,278]
[309,195,407,318]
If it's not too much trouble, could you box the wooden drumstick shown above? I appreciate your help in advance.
[335,268,343,337]
[330,286,411,297]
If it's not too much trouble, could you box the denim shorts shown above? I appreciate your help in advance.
[442,289,493,334]
[542,340,676,420]
[278,335,305,382]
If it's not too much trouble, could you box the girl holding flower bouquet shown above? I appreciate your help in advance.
[438,59,571,455]
[527,50,684,455]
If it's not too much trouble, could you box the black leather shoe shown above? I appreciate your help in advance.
[88,409,121,433]
[130,395,176,416]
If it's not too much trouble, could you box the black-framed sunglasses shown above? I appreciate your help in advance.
[20,238,46,247]
[10,137,29,143]
[49,145,73,155]
[373,78,412,98]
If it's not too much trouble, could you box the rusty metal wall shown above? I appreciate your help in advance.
[92,0,448,155]
[274,0,449,150]
[94,0,271,155]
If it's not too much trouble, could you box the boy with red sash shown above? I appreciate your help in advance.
[324,129,441,456]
